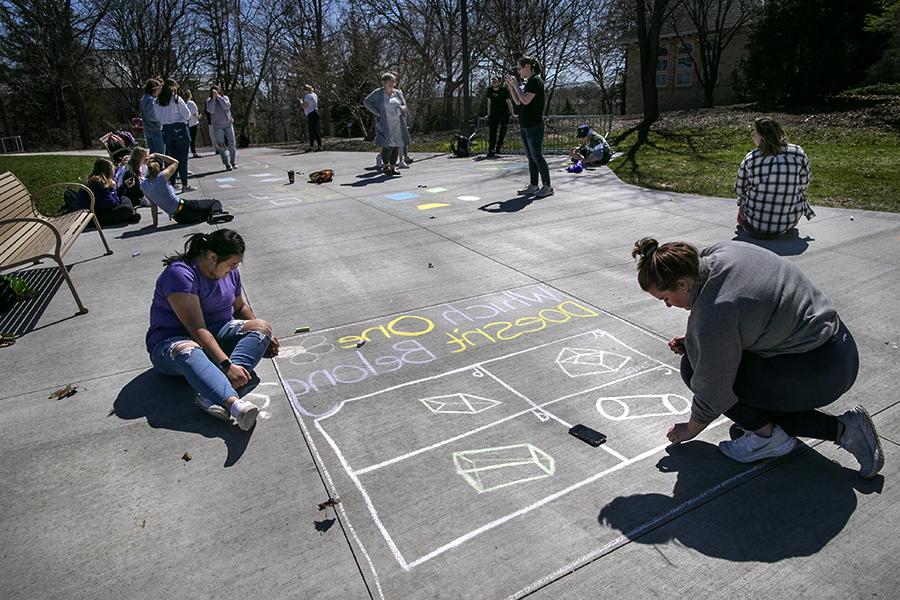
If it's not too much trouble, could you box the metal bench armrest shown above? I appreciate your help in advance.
[32,182,95,215]
[0,216,63,256]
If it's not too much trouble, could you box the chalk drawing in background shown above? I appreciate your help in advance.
[420,393,503,415]
[596,393,691,421]
[555,347,631,378]
[278,334,336,365]
[453,444,556,493]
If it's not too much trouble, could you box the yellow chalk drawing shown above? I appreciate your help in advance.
[417,203,451,210]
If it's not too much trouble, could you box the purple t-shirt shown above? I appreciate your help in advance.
[146,261,242,352]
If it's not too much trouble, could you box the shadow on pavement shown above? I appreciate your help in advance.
[113,369,253,467]
[733,227,813,256]
[479,195,536,213]
[340,172,394,187]
[116,222,195,239]
[599,442,882,562]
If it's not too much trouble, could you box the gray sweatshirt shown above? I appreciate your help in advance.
[686,241,839,424]
[205,95,233,128]
[140,94,161,132]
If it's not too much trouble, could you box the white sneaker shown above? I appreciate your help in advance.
[193,393,230,421]
[398,161,410,169]
[718,425,797,463]
[839,405,884,478]
[517,184,539,195]
[534,185,554,198]
[230,399,259,431]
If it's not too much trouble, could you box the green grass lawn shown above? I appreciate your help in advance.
[0,155,99,216]
[609,126,900,213]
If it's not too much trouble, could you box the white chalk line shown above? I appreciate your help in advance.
[316,327,676,423]
[405,420,726,571]
[271,359,385,599]
[478,365,629,463]
[352,364,667,476]
[509,428,766,599]
[315,420,412,571]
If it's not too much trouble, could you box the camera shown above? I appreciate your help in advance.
[507,67,519,77]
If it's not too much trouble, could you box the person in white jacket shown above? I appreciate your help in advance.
[154,79,194,192]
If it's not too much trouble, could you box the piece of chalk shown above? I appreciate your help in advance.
[294,326,310,333]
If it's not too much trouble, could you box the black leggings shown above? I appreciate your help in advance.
[96,197,140,226]
[307,111,322,148]
[189,124,198,155]
[680,321,858,441]
[173,199,224,224]
[381,146,399,167]
[488,117,508,152]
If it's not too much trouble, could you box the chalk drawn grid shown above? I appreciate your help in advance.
[294,328,685,571]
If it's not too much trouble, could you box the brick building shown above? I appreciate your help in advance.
[623,9,751,115]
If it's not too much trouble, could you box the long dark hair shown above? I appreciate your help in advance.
[157,78,179,107]
[163,229,246,266]
[518,55,542,76]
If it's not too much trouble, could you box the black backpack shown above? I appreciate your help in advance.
[450,133,475,158]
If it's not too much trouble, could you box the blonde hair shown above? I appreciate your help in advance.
[754,117,787,157]
[147,158,163,180]
[631,238,700,292]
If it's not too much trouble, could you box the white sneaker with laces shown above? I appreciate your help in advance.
[718,425,797,463]
[230,399,259,431]
[193,393,229,421]
[398,161,410,169]
[838,405,884,478]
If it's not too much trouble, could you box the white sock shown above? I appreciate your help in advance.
[230,400,246,418]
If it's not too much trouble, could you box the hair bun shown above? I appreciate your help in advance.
[632,237,659,262]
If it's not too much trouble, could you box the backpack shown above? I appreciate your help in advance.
[308,169,334,184]
[62,187,84,213]
[450,133,475,158]
[0,277,17,315]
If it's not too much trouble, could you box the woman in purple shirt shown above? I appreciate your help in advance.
[147,229,280,429]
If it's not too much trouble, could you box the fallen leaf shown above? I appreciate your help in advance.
[182,452,192,462]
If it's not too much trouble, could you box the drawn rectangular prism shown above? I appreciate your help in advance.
[454,443,555,493]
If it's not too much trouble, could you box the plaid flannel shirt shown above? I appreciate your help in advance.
[735,143,814,235]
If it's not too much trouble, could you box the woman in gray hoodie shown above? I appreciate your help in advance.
[364,73,410,176]
[632,237,882,478]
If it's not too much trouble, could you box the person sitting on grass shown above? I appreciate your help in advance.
[735,117,815,239]
[146,229,280,430]
[632,237,882,479]
[139,151,233,227]
[77,158,141,226]
[569,124,612,166]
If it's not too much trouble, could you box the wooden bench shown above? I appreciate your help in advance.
[0,171,112,315]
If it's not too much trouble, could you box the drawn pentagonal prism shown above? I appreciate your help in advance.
[453,444,556,493]
[555,347,631,378]
[419,393,502,415]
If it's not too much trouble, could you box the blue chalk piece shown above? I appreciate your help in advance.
[385,192,420,201]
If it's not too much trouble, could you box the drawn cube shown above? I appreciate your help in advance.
[453,444,555,493]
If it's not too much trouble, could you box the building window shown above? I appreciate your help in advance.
[676,43,693,87]
[656,47,669,88]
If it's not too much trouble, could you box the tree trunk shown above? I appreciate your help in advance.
[703,82,715,108]
[65,63,92,149]
[639,52,660,124]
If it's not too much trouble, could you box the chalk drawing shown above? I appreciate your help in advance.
[555,347,631,378]
[218,184,234,189]
[426,187,448,193]
[242,381,280,420]
[215,177,237,183]
[385,192,420,201]
[278,335,335,364]
[595,393,691,421]
[453,444,555,493]
[260,177,283,183]
[268,198,302,206]
[457,196,481,202]
[249,173,275,177]
[419,393,502,415]
[417,203,450,211]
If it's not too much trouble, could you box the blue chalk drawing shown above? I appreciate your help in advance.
[385,192,420,201]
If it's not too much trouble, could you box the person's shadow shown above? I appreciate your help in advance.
[340,171,392,187]
[478,195,536,213]
[113,369,253,467]
[598,443,882,562]
[732,227,813,256]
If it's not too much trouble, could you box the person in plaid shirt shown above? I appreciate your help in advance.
[735,117,814,239]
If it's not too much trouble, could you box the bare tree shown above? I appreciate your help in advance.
[576,0,630,114]
[633,0,677,124]
[670,0,758,107]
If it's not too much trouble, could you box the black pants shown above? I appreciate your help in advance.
[189,124,198,155]
[381,146,400,167]
[96,197,140,226]
[173,199,224,225]
[307,111,322,148]
[680,321,858,442]
[488,116,508,152]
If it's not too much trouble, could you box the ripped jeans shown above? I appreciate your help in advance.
[149,320,270,407]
